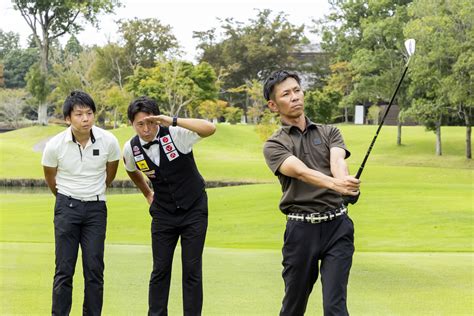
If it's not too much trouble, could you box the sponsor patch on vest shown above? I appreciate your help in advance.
[144,170,156,178]
[133,145,141,155]
[166,150,179,161]
[160,135,172,145]
[163,143,176,153]
[134,154,145,162]
[136,160,150,171]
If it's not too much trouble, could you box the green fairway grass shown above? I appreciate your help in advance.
[1,243,472,315]
[0,124,472,180]
[1,124,473,314]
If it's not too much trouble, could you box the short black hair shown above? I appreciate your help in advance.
[263,70,301,101]
[63,91,96,118]
[127,96,161,122]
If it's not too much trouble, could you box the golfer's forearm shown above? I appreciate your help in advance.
[330,147,350,179]
[176,118,216,138]
[127,171,152,197]
[330,158,349,179]
[298,168,338,190]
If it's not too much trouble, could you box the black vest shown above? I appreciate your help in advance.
[130,126,205,211]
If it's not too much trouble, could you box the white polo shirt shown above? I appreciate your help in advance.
[123,126,201,172]
[42,125,121,200]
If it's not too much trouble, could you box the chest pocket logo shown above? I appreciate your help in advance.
[313,138,322,145]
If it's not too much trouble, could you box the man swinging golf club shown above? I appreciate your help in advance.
[262,39,415,315]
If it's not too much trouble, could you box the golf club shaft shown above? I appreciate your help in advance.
[355,64,410,179]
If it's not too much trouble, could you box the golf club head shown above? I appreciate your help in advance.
[405,39,416,56]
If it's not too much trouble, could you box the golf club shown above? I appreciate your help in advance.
[356,39,416,179]
[344,39,416,204]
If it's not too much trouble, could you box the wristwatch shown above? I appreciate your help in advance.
[172,116,178,127]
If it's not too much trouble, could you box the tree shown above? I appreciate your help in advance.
[49,49,111,123]
[446,51,473,159]
[64,35,83,57]
[13,0,121,124]
[197,99,227,121]
[0,64,4,87]
[367,105,381,125]
[227,79,265,123]
[0,29,20,60]
[224,106,243,124]
[2,47,39,88]
[127,60,218,116]
[325,61,354,123]
[305,88,342,124]
[118,18,179,68]
[92,43,132,89]
[405,0,473,156]
[319,0,413,143]
[104,85,132,128]
[0,88,28,127]
[255,109,279,141]
[25,63,49,119]
[194,10,306,106]
[439,0,473,159]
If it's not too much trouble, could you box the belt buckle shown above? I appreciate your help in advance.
[309,213,322,224]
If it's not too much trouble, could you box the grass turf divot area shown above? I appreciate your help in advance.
[1,243,472,315]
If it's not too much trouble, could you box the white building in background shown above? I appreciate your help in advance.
[354,105,365,125]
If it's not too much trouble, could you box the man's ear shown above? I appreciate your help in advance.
[65,116,71,125]
[267,100,278,113]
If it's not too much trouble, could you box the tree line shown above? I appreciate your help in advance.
[0,0,471,158]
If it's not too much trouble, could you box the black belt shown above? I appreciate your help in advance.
[287,206,347,224]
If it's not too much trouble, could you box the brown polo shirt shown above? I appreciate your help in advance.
[263,117,350,214]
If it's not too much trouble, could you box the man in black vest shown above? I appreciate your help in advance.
[122,96,216,316]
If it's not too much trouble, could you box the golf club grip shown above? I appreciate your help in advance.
[355,65,409,180]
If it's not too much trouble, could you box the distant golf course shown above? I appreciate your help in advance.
[1,124,472,315]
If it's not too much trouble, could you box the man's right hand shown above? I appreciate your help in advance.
[332,175,360,196]
[146,191,154,205]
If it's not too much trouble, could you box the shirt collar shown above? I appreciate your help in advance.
[65,125,100,143]
[281,116,317,134]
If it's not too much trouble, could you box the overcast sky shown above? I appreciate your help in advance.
[0,0,331,61]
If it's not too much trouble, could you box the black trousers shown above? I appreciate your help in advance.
[280,214,354,316]
[52,194,107,316]
[148,192,208,316]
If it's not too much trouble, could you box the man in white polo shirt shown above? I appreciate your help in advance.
[42,91,121,316]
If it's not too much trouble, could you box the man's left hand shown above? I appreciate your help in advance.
[343,191,361,205]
